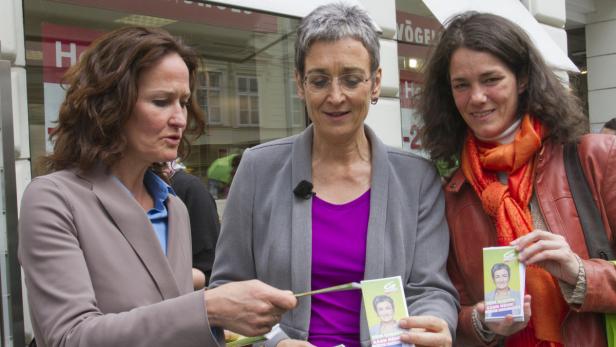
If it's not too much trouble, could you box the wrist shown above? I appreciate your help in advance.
[564,253,583,285]
[203,289,224,328]
[472,306,496,343]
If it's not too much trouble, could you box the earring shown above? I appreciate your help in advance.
[370,98,378,105]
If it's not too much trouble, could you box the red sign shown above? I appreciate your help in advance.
[42,23,103,84]
[396,12,441,109]
[52,0,278,33]
[397,43,429,109]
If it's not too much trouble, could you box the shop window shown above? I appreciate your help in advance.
[23,0,304,199]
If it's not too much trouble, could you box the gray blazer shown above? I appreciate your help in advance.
[210,125,459,346]
[18,165,221,347]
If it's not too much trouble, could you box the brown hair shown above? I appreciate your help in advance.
[604,118,616,131]
[418,12,587,162]
[41,26,205,174]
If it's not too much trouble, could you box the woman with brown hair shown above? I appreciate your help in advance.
[18,26,296,347]
[419,11,616,347]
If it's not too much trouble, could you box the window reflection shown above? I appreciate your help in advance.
[237,76,259,126]
[24,0,305,199]
[198,71,223,125]
[395,0,443,156]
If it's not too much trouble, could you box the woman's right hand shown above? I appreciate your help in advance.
[475,295,532,336]
[204,280,297,337]
[276,339,316,347]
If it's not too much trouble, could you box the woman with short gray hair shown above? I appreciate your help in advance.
[210,3,458,347]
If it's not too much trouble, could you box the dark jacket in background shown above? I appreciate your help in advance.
[171,170,220,282]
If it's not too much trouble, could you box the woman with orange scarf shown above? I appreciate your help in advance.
[418,12,616,347]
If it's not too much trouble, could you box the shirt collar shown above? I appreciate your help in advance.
[143,170,176,212]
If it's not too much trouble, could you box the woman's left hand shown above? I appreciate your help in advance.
[192,268,206,290]
[398,316,451,347]
[512,229,579,285]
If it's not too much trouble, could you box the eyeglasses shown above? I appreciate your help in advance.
[303,73,370,94]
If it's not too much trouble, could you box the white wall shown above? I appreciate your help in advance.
[358,1,403,148]
[586,0,616,128]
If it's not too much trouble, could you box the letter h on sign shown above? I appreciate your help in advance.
[55,41,77,68]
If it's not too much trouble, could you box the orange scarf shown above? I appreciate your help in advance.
[461,115,568,346]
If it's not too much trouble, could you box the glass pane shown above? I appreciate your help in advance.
[240,110,249,124]
[24,0,303,199]
[293,100,304,126]
[249,78,258,92]
[198,93,208,110]
[209,91,220,106]
[208,71,220,88]
[210,107,221,123]
[250,95,258,110]
[239,95,248,110]
[238,77,247,92]
[198,72,207,87]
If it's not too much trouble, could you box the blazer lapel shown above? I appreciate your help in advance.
[290,125,314,327]
[166,196,192,291]
[363,125,389,281]
[79,165,181,300]
[360,126,390,343]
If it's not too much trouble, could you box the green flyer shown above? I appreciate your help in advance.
[361,276,410,347]
[483,246,525,321]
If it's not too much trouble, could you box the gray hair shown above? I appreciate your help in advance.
[295,2,380,77]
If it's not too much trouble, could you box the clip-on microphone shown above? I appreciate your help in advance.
[293,180,315,200]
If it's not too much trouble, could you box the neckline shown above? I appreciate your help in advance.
[474,117,522,144]
[313,189,371,209]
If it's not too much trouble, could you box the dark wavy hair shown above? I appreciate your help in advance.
[418,12,587,162]
[604,118,616,131]
[41,26,205,174]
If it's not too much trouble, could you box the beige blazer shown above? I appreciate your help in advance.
[18,165,221,347]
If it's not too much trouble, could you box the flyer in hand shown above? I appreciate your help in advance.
[361,276,411,347]
[483,246,525,322]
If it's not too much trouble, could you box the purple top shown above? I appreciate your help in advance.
[308,190,370,347]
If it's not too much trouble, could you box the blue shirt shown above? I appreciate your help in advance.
[114,170,175,255]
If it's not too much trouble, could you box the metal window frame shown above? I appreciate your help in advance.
[0,48,26,347]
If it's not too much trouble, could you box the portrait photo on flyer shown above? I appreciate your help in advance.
[361,276,412,347]
[483,246,526,322]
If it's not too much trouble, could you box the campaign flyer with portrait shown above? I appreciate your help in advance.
[361,276,411,347]
[483,246,525,322]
